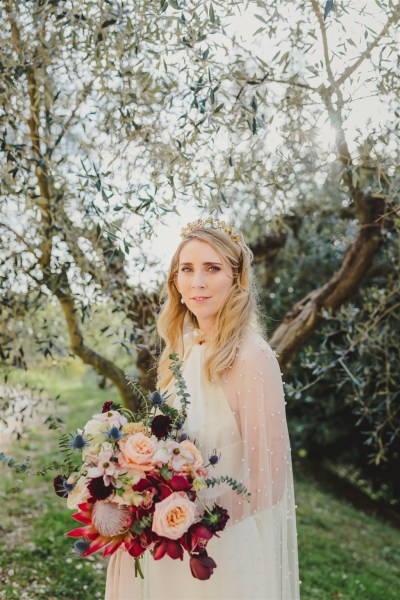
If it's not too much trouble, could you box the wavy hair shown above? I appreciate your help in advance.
[156,227,265,391]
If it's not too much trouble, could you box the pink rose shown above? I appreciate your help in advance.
[179,440,203,470]
[152,491,198,540]
[118,433,158,476]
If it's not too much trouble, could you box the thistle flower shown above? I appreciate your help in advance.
[207,449,221,467]
[69,433,88,450]
[149,391,165,406]
[104,426,123,441]
[73,539,91,557]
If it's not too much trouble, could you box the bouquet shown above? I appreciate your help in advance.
[53,353,250,580]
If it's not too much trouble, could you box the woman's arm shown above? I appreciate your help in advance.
[219,333,290,523]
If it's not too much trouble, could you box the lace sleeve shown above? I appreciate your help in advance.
[219,332,292,523]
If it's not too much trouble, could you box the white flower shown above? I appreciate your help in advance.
[91,410,127,428]
[152,443,171,464]
[86,450,122,486]
[67,476,90,510]
[83,418,108,444]
[152,440,194,471]
[82,441,114,463]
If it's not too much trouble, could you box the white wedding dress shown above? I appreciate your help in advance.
[105,327,300,600]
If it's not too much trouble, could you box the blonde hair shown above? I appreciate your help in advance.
[156,227,265,391]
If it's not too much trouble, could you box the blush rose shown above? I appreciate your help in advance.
[179,440,203,470]
[152,491,198,540]
[118,432,158,475]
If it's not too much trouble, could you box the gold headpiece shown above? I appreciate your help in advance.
[180,217,243,244]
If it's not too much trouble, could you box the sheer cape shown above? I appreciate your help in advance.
[105,326,300,599]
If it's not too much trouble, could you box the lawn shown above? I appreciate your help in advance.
[1,362,399,599]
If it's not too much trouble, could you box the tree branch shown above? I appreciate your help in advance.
[50,267,138,409]
[271,197,387,372]
[333,10,399,89]
[0,222,40,258]
[310,0,335,86]
[49,80,94,155]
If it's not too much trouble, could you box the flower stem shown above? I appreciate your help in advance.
[134,557,144,579]
[120,407,136,420]
[196,494,213,517]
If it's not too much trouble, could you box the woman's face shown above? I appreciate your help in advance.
[175,239,234,334]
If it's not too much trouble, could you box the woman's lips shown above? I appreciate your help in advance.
[190,297,210,303]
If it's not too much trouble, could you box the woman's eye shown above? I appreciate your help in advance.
[180,266,220,272]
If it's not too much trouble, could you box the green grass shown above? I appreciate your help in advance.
[1,362,399,599]
[295,469,400,599]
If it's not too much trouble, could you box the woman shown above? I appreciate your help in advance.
[106,217,300,599]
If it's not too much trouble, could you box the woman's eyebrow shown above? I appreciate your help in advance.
[179,261,223,266]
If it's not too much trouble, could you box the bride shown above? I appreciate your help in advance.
[105,217,300,599]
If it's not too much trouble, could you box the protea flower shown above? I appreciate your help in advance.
[66,500,134,557]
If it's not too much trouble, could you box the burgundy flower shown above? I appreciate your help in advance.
[132,473,191,505]
[189,551,217,580]
[54,474,74,498]
[87,476,113,500]
[132,474,162,493]
[151,415,172,440]
[201,503,230,533]
[152,537,184,561]
[128,529,153,558]
[181,522,214,553]
[168,474,192,492]
[102,401,113,413]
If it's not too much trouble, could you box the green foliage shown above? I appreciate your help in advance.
[0,452,30,473]
[131,514,153,535]
[167,351,192,425]
[284,235,400,505]
[124,352,191,430]
[205,475,251,501]
[124,374,153,423]
[58,433,78,475]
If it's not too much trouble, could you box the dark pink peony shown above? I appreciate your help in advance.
[151,415,172,440]
[201,503,230,533]
[87,476,113,500]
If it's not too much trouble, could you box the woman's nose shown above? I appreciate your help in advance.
[192,272,206,287]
